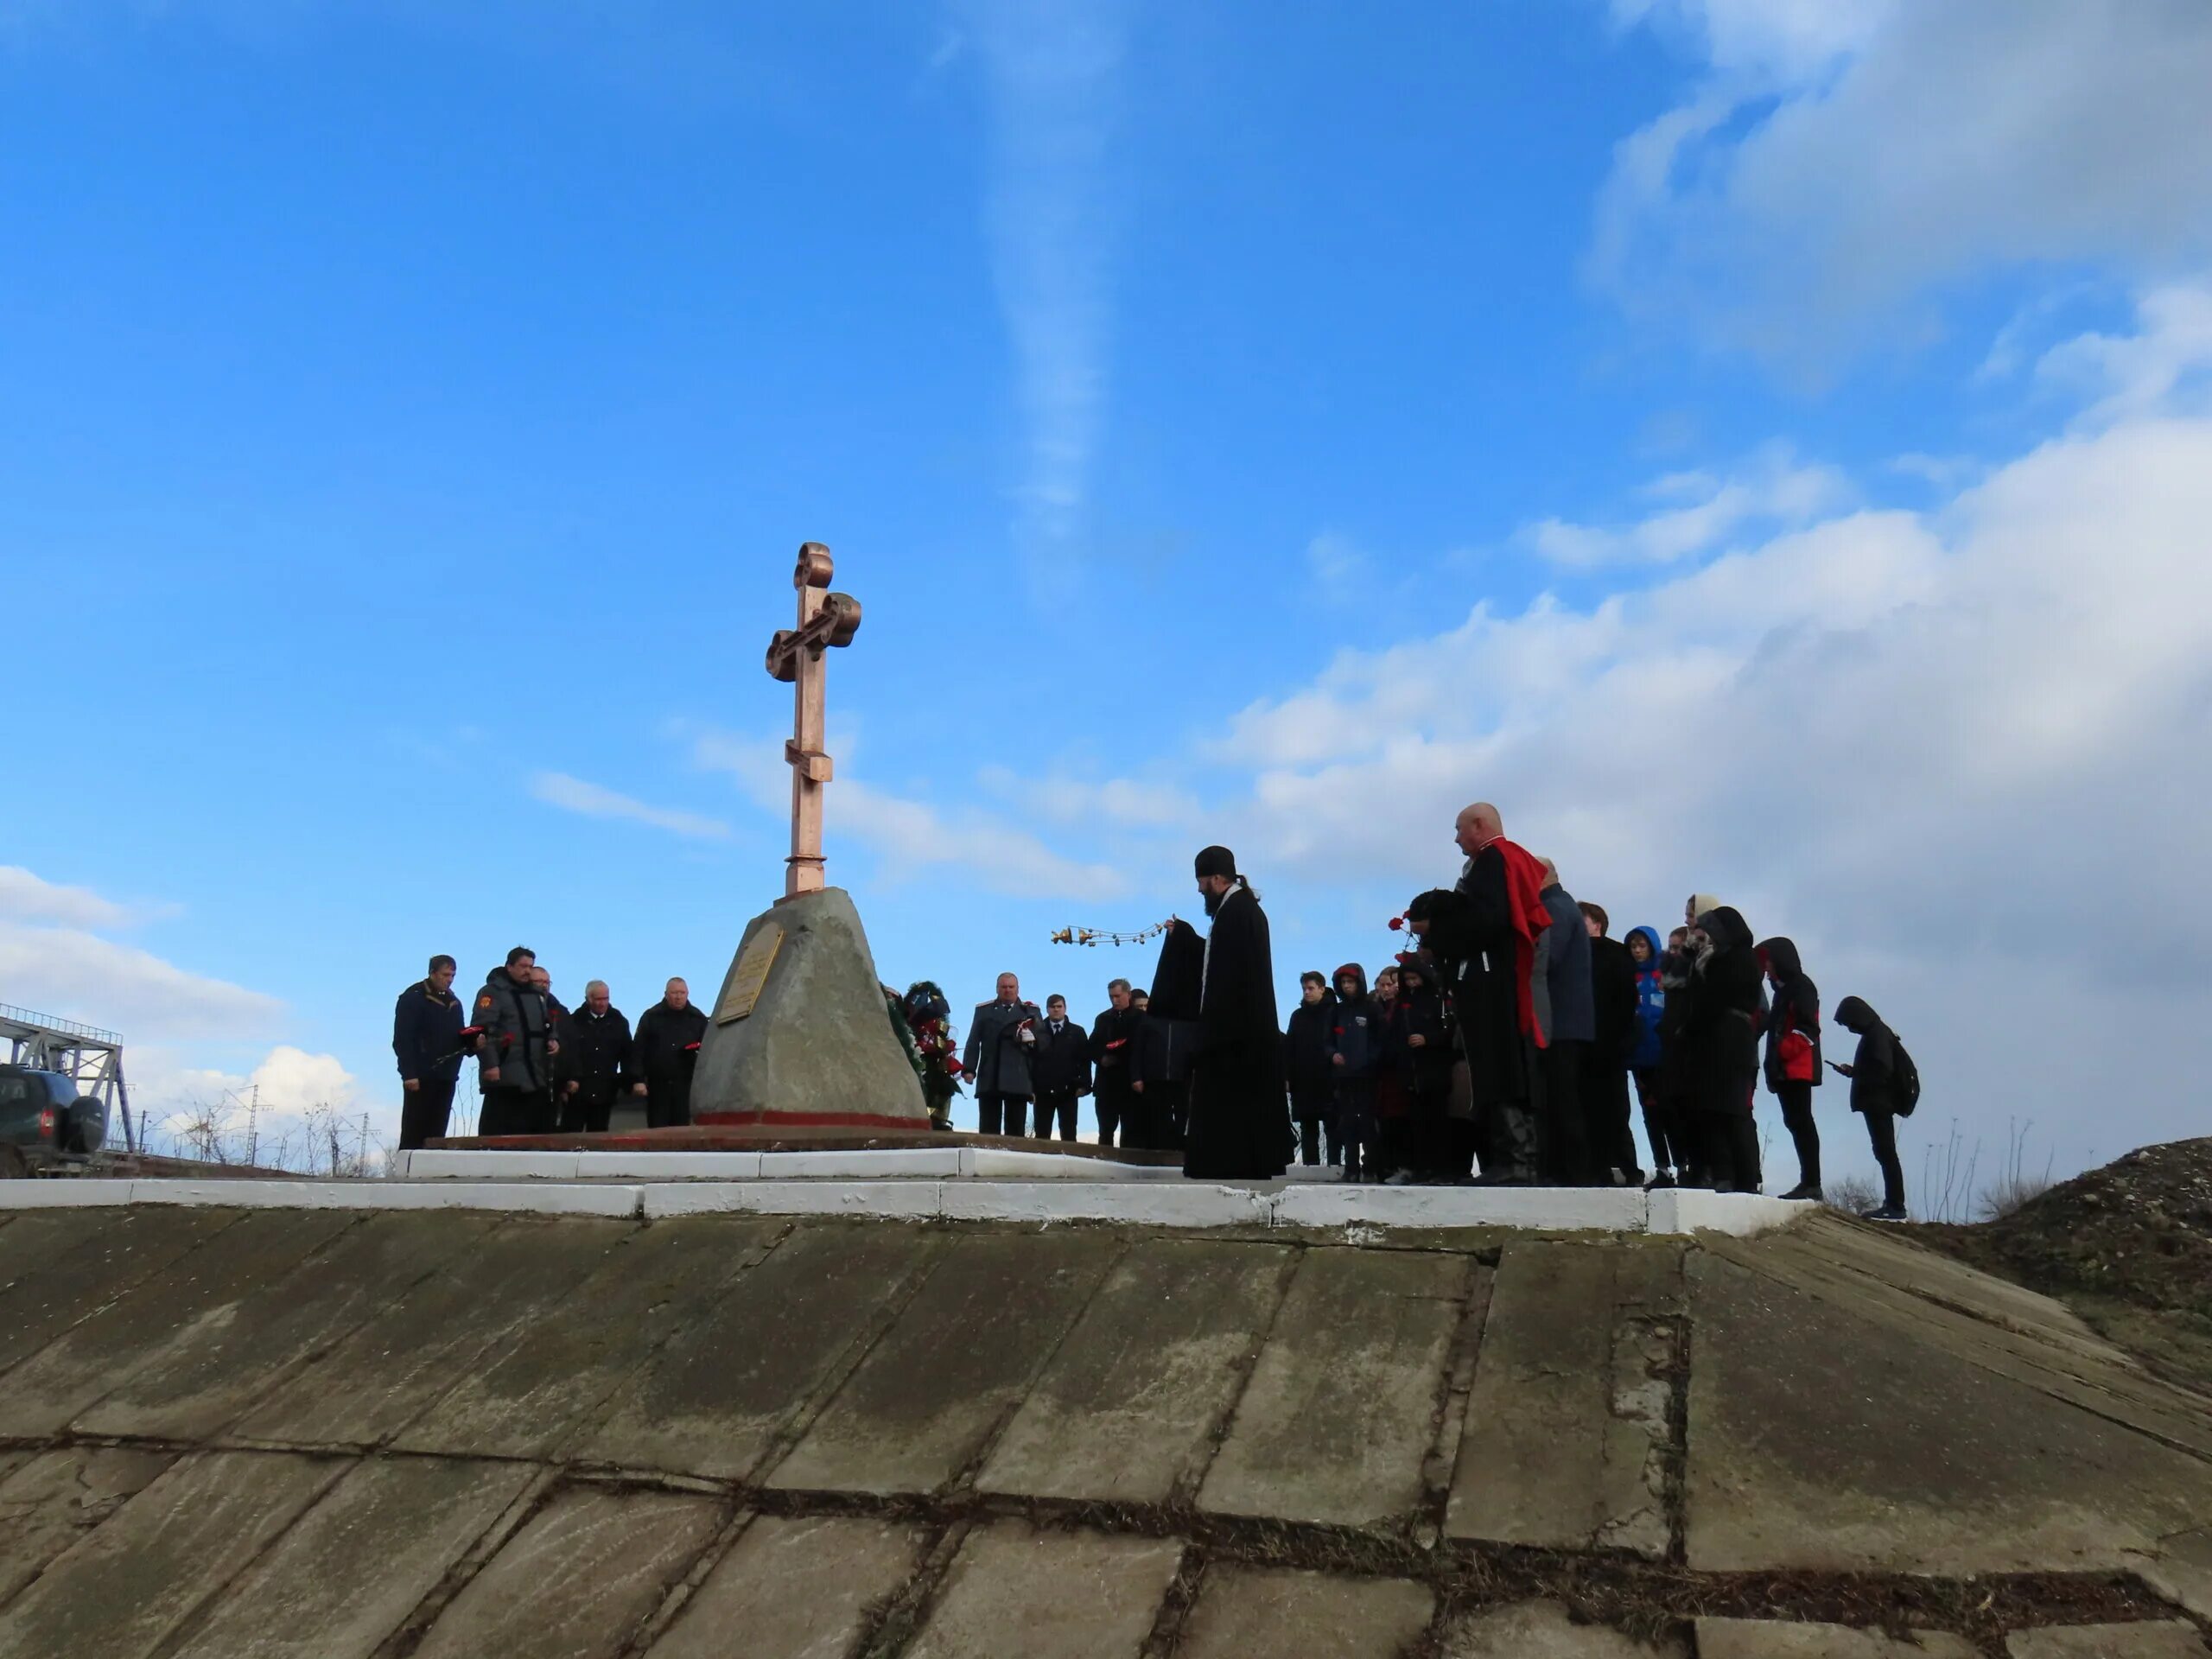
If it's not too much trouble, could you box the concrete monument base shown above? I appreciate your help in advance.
[690,885,931,1131]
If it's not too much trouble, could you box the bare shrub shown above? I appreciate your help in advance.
[1824,1173,1880,1215]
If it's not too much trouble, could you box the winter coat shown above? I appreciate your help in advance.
[1588,934,1639,1070]
[1090,1004,1144,1092]
[1758,938,1822,1092]
[1029,1015,1092,1095]
[1626,927,1666,1071]
[632,1000,708,1087]
[1834,996,1899,1116]
[1383,979,1452,1096]
[474,966,554,1095]
[392,979,466,1084]
[1686,908,1762,1117]
[1325,966,1382,1081]
[558,1005,632,1108]
[963,998,1041,1096]
[1541,886,1595,1043]
[1283,992,1338,1107]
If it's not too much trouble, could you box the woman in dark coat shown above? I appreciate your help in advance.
[1758,938,1823,1201]
[1654,926,1702,1185]
[1281,971,1338,1166]
[1134,920,1205,1152]
[1833,995,1908,1220]
[1687,906,1764,1193]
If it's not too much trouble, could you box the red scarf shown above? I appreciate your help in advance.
[1488,837,1553,1049]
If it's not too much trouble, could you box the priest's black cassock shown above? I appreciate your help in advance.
[1183,880,1292,1179]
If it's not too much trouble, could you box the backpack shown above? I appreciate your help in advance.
[1890,1033,1921,1116]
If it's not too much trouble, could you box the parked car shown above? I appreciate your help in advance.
[0,1065,107,1158]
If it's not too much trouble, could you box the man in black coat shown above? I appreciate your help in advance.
[1580,903,1643,1185]
[1088,979,1142,1147]
[558,979,632,1135]
[392,954,466,1150]
[1027,995,1092,1141]
[1182,846,1291,1179]
[475,945,557,1137]
[631,977,708,1128]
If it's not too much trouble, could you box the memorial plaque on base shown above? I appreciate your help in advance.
[715,925,785,1023]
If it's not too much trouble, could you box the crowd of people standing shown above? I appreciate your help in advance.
[932,811,1919,1217]
[391,946,708,1148]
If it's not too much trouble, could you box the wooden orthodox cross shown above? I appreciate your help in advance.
[765,542,862,898]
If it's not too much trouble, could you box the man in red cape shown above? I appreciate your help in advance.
[1406,802,1552,1184]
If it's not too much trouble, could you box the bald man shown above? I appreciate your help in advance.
[632,977,708,1128]
[1411,803,1554,1183]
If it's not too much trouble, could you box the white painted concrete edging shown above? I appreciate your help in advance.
[2,1176,1811,1235]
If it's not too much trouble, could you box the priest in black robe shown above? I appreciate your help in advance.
[1183,846,1292,1179]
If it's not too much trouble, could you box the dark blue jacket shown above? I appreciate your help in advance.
[392,979,466,1084]
[1627,926,1665,1070]
[1325,967,1382,1080]
[1541,886,1595,1043]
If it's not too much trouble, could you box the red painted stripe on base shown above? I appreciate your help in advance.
[693,1109,936,1130]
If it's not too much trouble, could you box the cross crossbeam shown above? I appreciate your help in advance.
[765,542,862,897]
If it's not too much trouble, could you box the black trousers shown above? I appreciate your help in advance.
[1033,1089,1078,1141]
[480,1086,550,1139]
[1539,1040,1589,1183]
[1704,1112,1764,1193]
[1580,1060,1639,1181]
[1632,1068,1674,1172]
[645,1076,692,1129]
[1862,1108,1906,1209]
[559,1088,618,1135]
[1775,1080,1821,1186]
[978,1092,1029,1137]
[1093,1078,1129,1147]
[398,1077,457,1151]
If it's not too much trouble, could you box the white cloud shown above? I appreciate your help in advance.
[0,920,283,1039]
[1306,531,1371,593]
[0,865,137,930]
[959,0,1132,583]
[1595,2,2212,351]
[1203,291,2212,1174]
[529,771,731,841]
[2033,283,2212,428]
[1528,445,1849,568]
[980,765,1198,830]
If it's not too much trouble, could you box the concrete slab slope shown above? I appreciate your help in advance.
[0,1205,2205,1657]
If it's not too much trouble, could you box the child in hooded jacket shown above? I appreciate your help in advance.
[1326,963,1381,1181]
[1758,938,1823,1201]
[1833,995,1908,1220]
[1383,958,1452,1183]
[1624,927,1671,1184]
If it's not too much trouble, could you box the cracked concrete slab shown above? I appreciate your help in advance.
[0,1449,342,1659]
[902,1521,1184,1659]
[169,1455,537,1658]
[0,1207,239,1378]
[0,1210,360,1437]
[978,1236,1294,1503]
[1175,1564,1433,1659]
[1697,1619,1978,1656]
[767,1229,1123,1496]
[1685,1250,2212,1574]
[2006,1623,2211,1656]
[1440,1599,1685,1656]
[645,1513,926,1659]
[0,1445,175,1603]
[1710,1230,2212,1462]
[76,1211,499,1441]
[1449,1239,1681,1556]
[234,1214,632,1447]
[395,1216,785,1460]
[1198,1245,1471,1528]
[584,1220,940,1479]
[410,1484,724,1659]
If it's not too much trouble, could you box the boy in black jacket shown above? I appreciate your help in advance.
[1833,996,1907,1220]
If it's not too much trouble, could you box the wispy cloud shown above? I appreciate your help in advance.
[529,771,732,841]
[961,0,1132,588]
[0,865,137,930]
[1526,444,1849,568]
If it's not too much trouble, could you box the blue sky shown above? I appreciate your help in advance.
[7,1,2211,1195]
